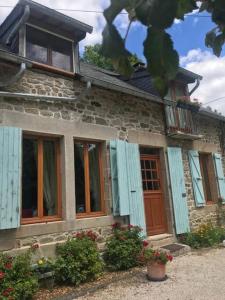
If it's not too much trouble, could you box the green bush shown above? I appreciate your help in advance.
[54,231,103,285]
[103,223,145,271]
[180,223,225,249]
[0,250,38,300]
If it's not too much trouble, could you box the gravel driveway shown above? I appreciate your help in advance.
[78,248,225,300]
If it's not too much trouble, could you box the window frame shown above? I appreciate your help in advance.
[25,24,74,73]
[170,80,190,101]
[21,134,62,224]
[74,140,105,218]
[199,152,217,205]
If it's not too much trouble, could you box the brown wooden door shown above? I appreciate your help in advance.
[141,154,167,236]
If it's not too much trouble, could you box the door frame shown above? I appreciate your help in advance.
[139,147,173,236]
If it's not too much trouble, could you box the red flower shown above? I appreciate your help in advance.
[142,240,149,247]
[127,224,134,229]
[2,287,13,297]
[4,263,12,270]
[112,222,121,229]
[0,272,5,279]
[167,254,173,262]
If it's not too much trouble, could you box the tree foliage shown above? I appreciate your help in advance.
[102,0,225,96]
[82,43,140,72]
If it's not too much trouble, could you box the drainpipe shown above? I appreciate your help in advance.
[6,5,30,45]
[0,62,26,87]
[0,91,77,102]
[189,78,200,96]
[0,81,92,102]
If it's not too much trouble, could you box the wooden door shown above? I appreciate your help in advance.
[141,154,167,236]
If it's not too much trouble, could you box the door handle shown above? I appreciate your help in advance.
[182,193,186,197]
[131,190,136,193]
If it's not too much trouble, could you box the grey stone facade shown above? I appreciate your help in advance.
[0,65,225,254]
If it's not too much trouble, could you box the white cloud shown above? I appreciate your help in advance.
[180,48,225,115]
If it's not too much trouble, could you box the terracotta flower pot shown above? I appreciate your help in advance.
[147,262,166,281]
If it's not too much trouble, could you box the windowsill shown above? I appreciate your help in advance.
[21,216,62,225]
[76,212,106,219]
[31,61,76,78]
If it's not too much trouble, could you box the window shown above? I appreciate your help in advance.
[74,141,104,216]
[22,136,61,223]
[199,153,215,204]
[26,25,73,72]
[164,82,189,102]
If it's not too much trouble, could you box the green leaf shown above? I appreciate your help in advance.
[205,28,225,57]
[176,0,198,20]
[143,27,179,96]
[102,24,133,77]
[135,0,178,29]
[104,0,129,23]
[153,77,169,97]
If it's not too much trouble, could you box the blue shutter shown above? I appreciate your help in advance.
[109,140,130,216]
[188,150,205,207]
[126,143,146,235]
[0,127,22,229]
[213,153,225,204]
[167,147,190,234]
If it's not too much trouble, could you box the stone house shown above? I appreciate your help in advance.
[0,0,225,255]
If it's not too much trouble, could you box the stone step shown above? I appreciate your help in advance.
[160,243,191,257]
[146,234,176,248]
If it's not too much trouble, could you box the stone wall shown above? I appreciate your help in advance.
[0,66,225,254]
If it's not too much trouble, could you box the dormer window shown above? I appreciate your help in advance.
[26,25,73,72]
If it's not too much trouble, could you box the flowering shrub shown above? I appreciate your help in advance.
[103,223,145,271]
[0,250,38,300]
[54,231,103,285]
[179,223,225,249]
[140,248,173,265]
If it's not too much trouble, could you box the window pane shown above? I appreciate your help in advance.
[52,51,71,71]
[43,140,57,216]
[88,144,101,212]
[74,144,86,213]
[22,138,38,218]
[26,42,48,64]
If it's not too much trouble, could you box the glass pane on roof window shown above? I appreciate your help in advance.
[52,51,71,71]
[27,42,48,64]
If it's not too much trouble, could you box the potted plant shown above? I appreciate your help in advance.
[141,248,173,281]
[32,257,55,288]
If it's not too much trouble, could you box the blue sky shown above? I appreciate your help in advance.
[0,1,225,113]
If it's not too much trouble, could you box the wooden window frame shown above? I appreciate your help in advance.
[199,153,217,205]
[26,24,74,73]
[21,135,62,224]
[74,140,105,219]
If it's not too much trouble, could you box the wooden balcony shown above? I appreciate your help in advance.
[165,105,202,140]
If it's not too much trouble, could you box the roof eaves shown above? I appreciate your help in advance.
[199,107,225,122]
[81,74,163,105]
[19,0,93,33]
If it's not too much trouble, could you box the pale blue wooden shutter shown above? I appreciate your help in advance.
[213,153,225,204]
[126,143,146,235]
[0,127,22,229]
[188,150,205,207]
[109,140,130,216]
[167,147,190,234]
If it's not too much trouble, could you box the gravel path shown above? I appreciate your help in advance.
[78,248,225,300]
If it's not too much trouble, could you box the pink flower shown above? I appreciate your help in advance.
[0,272,5,279]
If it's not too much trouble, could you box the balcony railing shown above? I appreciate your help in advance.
[165,105,201,139]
